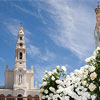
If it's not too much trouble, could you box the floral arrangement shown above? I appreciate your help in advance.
[40,66,66,100]
[84,47,100,100]
[40,47,100,100]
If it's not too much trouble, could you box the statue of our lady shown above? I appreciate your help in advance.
[94,2,100,47]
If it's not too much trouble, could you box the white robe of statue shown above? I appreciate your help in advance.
[94,26,100,47]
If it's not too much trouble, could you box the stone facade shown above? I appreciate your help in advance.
[0,26,40,100]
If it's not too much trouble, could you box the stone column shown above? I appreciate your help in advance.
[23,98,27,100]
[15,98,17,100]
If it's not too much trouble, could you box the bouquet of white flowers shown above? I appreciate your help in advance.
[40,47,100,100]
[40,66,66,100]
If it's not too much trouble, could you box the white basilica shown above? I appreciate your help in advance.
[0,26,40,100]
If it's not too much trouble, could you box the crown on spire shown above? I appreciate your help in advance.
[19,22,23,31]
[19,26,23,31]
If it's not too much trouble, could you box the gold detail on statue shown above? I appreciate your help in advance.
[96,24,99,29]
[96,16,100,22]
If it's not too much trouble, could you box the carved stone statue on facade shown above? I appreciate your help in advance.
[18,74,22,84]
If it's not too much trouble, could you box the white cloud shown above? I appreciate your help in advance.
[27,45,40,56]
[27,44,55,62]
[40,49,55,61]
[34,65,47,83]
[11,2,39,18]
[0,57,5,62]
[6,24,18,36]
[11,2,48,25]
[40,0,95,60]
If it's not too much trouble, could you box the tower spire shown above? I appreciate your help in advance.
[13,25,27,90]
[14,25,26,69]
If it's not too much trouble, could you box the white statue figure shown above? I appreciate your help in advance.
[18,74,22,84]
[94,25,100,47]
[35,81,37,89]
[31,65,34,71]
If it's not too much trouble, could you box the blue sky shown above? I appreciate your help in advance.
[0,0,97,87]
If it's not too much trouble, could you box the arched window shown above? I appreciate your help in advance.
[20,43,23,47]
[17,94,23,100]
[7,94,13,100]
[20,37,22,40]
[34,95,39,100]
[27,95,32,100]
[19,52,23,59]
[0,94,5,100]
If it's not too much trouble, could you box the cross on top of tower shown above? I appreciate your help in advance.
[20,22,23,26]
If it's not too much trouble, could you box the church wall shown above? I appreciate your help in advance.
[26,72,34,89]
[0,26,40,99]
[5,70,14,89]
[0,89,40,98]
[26,90,40,97]
[0,89,13,96]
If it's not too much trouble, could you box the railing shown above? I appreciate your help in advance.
[0,96,40,100]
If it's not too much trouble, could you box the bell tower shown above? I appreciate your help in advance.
[4,24,38,94]
[14,26,26,69]
[94,2,100,47]
[13,26,27,90]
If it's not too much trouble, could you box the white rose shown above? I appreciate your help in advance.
[85,58,91,62]
[89,66,96,72]
[85,56,95,62]
[82,80,87,86]
[56,80,62,84]
[56,65,60,70]
[42,77,47,81]
[61,66,66,72]
[44,89,48,94]
[40,88,44,93]
[42,82,47,87]
[93,51,97,57]
[91,95,96,100]
[49,87,55,92]
[89,83,96,91]
[48,71,52,76]
[42,75,47,81]
[52,69,57,74]
[42,96,45,99]
[96,47,100,51]
[51,76,55,81]
[90,72,97,80]
[49,93,53,97]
